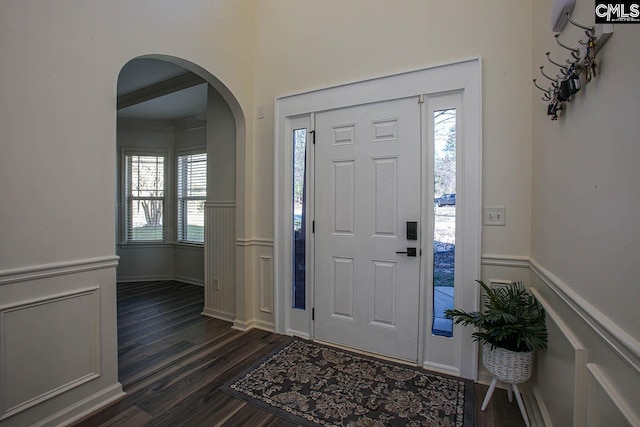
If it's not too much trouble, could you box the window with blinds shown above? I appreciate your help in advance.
[177,153,207,243]
[125,154,165,241]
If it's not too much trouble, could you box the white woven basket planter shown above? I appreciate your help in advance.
[482,343,533,384]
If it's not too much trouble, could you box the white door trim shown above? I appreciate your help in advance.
[274,58,482,379]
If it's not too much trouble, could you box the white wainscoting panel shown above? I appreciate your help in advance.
[231,240,275,332]
[530,288,587,427]
[529,258,640,427]
[530,259,640,375]
[0,257,122,427]
[479,256,640,427]
[203,202,236,320]
[259,256,273,314]
[0,287,100,421]
[586,363,640,427]
[251,243,275,331]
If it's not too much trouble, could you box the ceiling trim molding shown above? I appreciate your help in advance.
[117,72,206,110]
[174,114,207,131]
[116,118,175,131]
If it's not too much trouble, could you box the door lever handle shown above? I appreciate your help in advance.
[396,247,417,257]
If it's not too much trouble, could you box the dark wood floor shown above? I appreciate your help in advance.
[73,280,525,427]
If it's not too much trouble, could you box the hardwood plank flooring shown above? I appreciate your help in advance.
[73,280,526,427]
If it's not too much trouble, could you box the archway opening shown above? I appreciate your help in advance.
[114,56,246,386]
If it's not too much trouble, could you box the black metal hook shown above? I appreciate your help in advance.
[566,57,579,65]
[546,52,569,75]
[539,66,559,88]
[533,78,548,92]
[545,52,567,69]
[566,11,595,34]
[554,34,580,65]
[555,34,580,58]
[533,79,553,101]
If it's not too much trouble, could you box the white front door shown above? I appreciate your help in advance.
[314,97,421,362]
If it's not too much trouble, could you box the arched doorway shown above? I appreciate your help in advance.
[115,55,247,355]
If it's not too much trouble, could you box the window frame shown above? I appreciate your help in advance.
[176,149,207,245]
[121,149,168,244]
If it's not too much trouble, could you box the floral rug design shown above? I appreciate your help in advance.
[221,339,473,426]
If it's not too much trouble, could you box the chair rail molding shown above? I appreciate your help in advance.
[236,238,274,247]
[480,254,530,268]
[0,256,119,286]
[204,201,236,208]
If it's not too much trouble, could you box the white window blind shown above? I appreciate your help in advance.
[125,154,165,241]
[177,153,207,243]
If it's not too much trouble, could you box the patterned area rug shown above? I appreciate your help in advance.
[221,339,474,426]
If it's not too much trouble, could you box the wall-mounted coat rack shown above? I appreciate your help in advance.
[534,11,613,120]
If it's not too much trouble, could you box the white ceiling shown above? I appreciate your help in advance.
[117,58,207,121]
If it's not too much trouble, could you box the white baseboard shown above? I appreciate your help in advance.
[116,275,173,283]
[34,383,124,427]
[477,370,494,387]
[231,320,250,331]
[117,275,203,286]
[251,319,275,332]
[232,318,275,333]
[422,361,460,378]
[174,275,204,287]
[528,384,553,427]
[201,308,234,323]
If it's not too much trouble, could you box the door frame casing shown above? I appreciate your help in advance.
[274,58,482,380]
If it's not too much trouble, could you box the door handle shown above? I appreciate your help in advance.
[396,247,417,257]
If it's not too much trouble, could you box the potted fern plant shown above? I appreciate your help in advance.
[445,280,547,386]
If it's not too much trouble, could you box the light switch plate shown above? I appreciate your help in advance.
[484,206,506,226]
